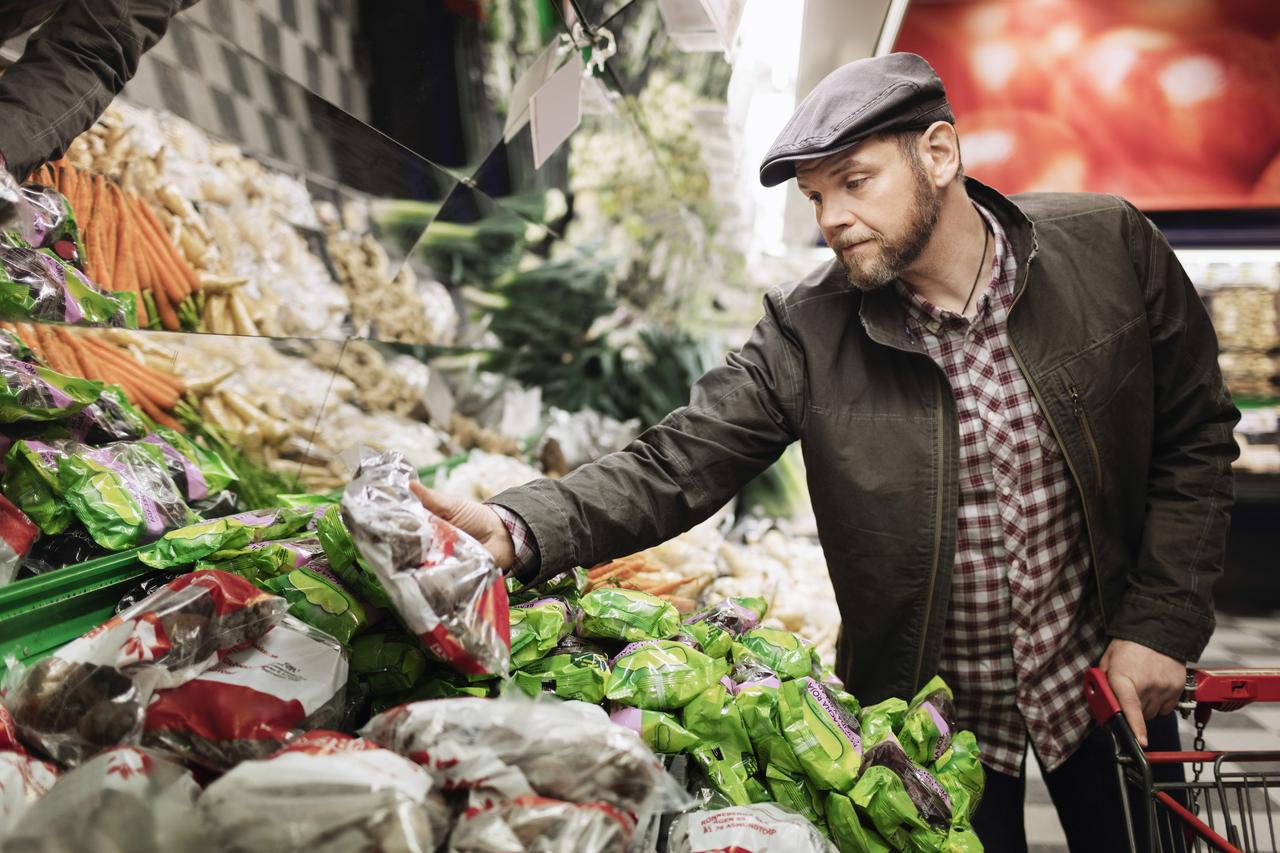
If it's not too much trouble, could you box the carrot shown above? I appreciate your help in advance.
[59,165,78,212]
[641,577,696,596]
[49,328,92,377]
[140,243,181,330]
[32,325,73,375]
[134,200,196,297]
[110,188,147,326]
[138,397,184,431]
[81,338,184,400]
[98,182,118,288]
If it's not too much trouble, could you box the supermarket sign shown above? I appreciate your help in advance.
[894,0,1280,211]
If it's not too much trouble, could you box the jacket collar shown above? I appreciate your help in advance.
[858,177,1037,352]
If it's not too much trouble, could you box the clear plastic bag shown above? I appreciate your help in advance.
[199,731,448,853]
[341,450,510,677]
[360,695,692,818]
[0,493,38,586]
[143,615,348,771]
[0,241,130,327]
[0,704,59,836]
[0,358,100,424]
[19,185,83,265]
[450,796,636,853]
[5,571,285,766]
[0,746,201,853]
[667,803,839,853]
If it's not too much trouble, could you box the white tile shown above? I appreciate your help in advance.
[231,4,265,58]
[320,54,343,105]
[1243,705,1280,734]
[193,30,229,82]
[122,60,166,113]
[1025,803,1068,844]
[177,0,214,28]
[235,105,271,156]
[180,70,222,137]
[255,0,282,22]
[332,19,353,67]
[243,56,275,108]
[1204,630,1277,651]
[296,0,321,45]
[279,25,307,84]
[1201,730,1280,754]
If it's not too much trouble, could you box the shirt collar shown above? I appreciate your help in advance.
[897,203,1008,334]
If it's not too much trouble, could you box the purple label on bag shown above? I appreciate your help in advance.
[923,701,953,761]
[85,446,171,537]
[611,640,663,666]
[806,679,862,754]
[231,511,280,527]
[738,674,783,691]
[912,765,952,811]
[141,436,208,501]
[7,360,73,409]
[720,676,738,695]
[609,707,643,735]
[22,439,62,471]
[37,252,82,324]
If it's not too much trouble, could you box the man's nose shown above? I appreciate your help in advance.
[818,203,857,241]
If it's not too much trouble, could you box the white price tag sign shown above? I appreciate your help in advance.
[530,53,584,169]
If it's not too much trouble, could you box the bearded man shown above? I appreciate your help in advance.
[417,54,1239,848]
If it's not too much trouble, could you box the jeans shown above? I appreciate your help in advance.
[971,713,1186,852]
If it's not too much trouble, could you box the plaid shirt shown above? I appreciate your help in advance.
[489,503,539,577]
[898,204,1106,776]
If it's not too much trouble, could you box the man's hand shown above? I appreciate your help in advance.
[1100,639,1186,748]
[410,482,516,571]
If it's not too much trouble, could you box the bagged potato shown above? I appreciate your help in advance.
[901,675,958,766]
[683,620,733,659]
[141,507,317,570]
[779,677,864,792]
[342,451,510,676]
[199,730,448,853]
[451,795,635,853]
[2,438,77,534]
[685,596,768,636]
[57,441,199,550]
[512,636,610,704]
[683,682,767,806]
[0,357,100,423]
[578,587,681,642]
[860,697,909,749]
[509,598,573,668]
[732,627,817,680]
[606,640,725,710]
[143,616,348,770]
[6,571,285,766]
[1,746,200,853]
[826,790,893,853]
[689,745,770,808]
[850,733,952,846]
[668,803,838,853]
[609,707,699,754]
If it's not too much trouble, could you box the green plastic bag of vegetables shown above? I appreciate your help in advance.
[940,824,983,852]
[934,729,984,817]
[901,675,958,766]
[262,564,369,645]
[732,664,803,775]
[199,536,327,580]
[689,745,770,808]
[683,682,767,807]
[610,707,699,754]
[683,620,733,659]
[73,385,149,443]
[686,596,769,636]
[509,597,573,668]
[351,632,428,696]
[732,627,817,680]
[0,357,100,423]
[861,697,910,749]
[315,504,391,608]
[779,677,864,792]
[766,764,827,827]
[3,438,76,533]
[606,640,725,710]
[850,734,952,846]
[508,566,589,605]
[578,587,681,642]
[142,427,237,502]
[826,791,893,853]
[57,441,199,550]
[141,507,316,569]
[510,637,609,704]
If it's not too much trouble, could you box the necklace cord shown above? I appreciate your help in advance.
[962,213,991,316]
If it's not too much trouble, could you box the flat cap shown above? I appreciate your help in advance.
[759,53,954,187]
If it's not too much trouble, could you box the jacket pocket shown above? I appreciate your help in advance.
[1067,381,1104,494]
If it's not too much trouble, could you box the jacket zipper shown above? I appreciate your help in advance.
[1069,384,1103,491]
[913,378,948,691]
[1006,252,1108,624]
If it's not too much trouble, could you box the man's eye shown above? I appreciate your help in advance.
[847,178,866,190]
[807,194,821,206]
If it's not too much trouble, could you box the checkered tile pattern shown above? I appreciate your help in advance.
[489,503,539,577]
[1025,611,1280,851]
[898,204,1107,777]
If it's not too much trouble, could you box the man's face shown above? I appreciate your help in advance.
[795,134,942,291]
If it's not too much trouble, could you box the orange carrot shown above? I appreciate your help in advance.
[81,338,184,400]
[642,577,696,596]
[140,234,185,322]
[134,199,195,297]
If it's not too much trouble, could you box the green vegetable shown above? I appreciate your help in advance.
[732,627,816,680]
[684,596,768,636]
[610,707,699,754]
[0,358,100,423]
[933,730,984,820]
[851,735,953,846]
[684,620,732,658]
[275,493,339,509]
[508,567,589,604]
[144,426,237,500]
[351,632,428,696]
[315,504,391,608]
[826,791,892,853]
[901,675,957,766]
[509,598,573,668]
[605,640,725,710]
[766,764,827,827]
[734,670,802,775]
[3,438,75,533]
[578,587,680,642]
[141,507,316,569]
[74,385,149,443]
[779,676,864,792]
[682,682,766,806]
[510,639,609,704]
[262,565,369,645]
[860,698,910,749]
[940,824,983,852]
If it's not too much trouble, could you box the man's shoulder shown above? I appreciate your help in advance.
[1009,190,1134,227]
[768,256,857,315]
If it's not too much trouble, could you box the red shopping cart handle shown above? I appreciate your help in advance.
[1189,668,1280,709]
[1085,666,1123,726]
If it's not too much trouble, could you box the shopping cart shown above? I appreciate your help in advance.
[1085,666,1280,852]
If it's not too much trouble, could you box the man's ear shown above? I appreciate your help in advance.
[921,121,963,188]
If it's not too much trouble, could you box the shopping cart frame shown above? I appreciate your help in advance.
[1085,666,1280,853]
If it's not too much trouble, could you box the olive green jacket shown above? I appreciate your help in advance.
[491,179,1240,704]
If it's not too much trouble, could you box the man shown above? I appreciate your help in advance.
[0,0,199,225]
[416,54,1238,848]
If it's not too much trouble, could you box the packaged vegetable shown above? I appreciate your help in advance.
[0,705,59,836]
[510,636,609,704]
[668,803,839,853]
[451,795,635,853]
[6,571,285,766]
[261,562,370,645]
[934,729,984,820]
[350,632,427,696]
[826,790,893,853]
[733,627,817,680]
[2,438,77,533]
[606,640,725,710]
[315,503,391,609]
[140,507,317,569]
[779,676,864,792]
[143,615,348,771]
[20,184,85,263]
[71,385,149,444]
[142,427,236,502]
[361,696,689,815]
[850,733,953,846]
[684,682,767,806]
[766,764,827,827]
[508,566,589,604]
[684,620,733,659]
[734,665,803,775]
[0,241,131,327]
[56,441,198,550]
[0,493,38,586]
[342,451,510,676]
[509,597,573,668]
[689,745,770,807]
[200,731,449,853]
[861,697,910,749]
[942,824,984,852]
[0,357,100,423]
[610,707,699,754]
[0,329,38,362]
[0,746,200,853]
[578,587,681,642]
[685,596,768,636]
[901,675,958,766]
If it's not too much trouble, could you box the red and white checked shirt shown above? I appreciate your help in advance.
[897,204,1107,776]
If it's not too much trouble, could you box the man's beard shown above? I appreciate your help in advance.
[834,160,942,291]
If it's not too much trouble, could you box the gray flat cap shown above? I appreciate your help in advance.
[759,53,954,187]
